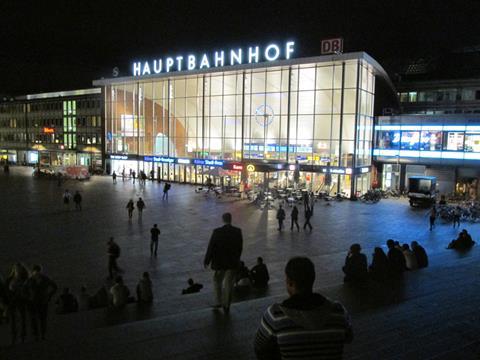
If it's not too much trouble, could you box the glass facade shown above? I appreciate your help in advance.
[101,55,377,196]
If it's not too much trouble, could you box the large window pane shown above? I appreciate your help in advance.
[465,133,480,152]
[299,67,316,91]
[316,66,333,89]
[443,132,464,151]
[420,130,442,151]
[400,131,420,150]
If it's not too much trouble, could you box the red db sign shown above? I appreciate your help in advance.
[321,38,343,55]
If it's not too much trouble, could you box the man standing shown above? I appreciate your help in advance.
[25,265,58,341]
[204,212,243,314]
[254,257,353,359]
[112,171,117,184]
[163,182,171,200]
[276,205,286,231]
[73,191,82,211]
[150,224,160,257]
[137,197,145,217]
[107,237,121,279]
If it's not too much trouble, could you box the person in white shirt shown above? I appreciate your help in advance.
[402,244,418,270]
[110,276,130,308]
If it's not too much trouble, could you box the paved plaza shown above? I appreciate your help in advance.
[1,167,480,359]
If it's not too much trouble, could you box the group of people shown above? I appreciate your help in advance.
[112,169,157,186]
[276,204,313,232]
[126,198,146,219]
[0,263,58,343]
[62,189,82,210]
[235,258,270,289]
[342,240,429,283]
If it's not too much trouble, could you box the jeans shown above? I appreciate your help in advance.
[213,269,236,308]
[150,239,158,256]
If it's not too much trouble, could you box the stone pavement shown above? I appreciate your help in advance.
[0,167,479,359]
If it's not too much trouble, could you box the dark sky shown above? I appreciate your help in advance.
[1,0,480,95]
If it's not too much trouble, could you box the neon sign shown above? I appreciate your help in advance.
[43,127,54,134]
[232,164,243,171]
[132,41,295,76]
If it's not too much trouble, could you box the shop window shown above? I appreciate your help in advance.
[376,130,400,149]
[420,130,442,151]
[400,131,420,150]
[443,132,464,151]
[465,133,480,152]
[408,92,417,102]
[399,92,408,102]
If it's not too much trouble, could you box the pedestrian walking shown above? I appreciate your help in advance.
[63,189,72,208]
[429,205,437,231]
[73,191,82,211]
[112,171,117,184]
[453,206,461,228]
[163,182,171,200]
[132,171,136,184]
[107,237,121,279]
[303,206,313,231]
[276,204,286,231]
[25,265,58,341]
[290,205,300,231]
[136,197,145,217]
[150,170,154,181]
[204,213,243,314]
[150,224,160,257]
[126,199,135,218]
[122,168,126,182]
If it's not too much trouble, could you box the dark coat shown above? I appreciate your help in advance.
[413,245,428,268]
[204,224,243,270]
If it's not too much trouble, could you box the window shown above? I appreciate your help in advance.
[399,92,408,102]
[443,132,464,151]
[400,131,420,150]
[376,130,400,149]
[420,130,442,151]
[408,92,417,102]
[465,133,480,152]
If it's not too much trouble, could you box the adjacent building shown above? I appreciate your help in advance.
[0,88,103,169]
[373,48,480,197]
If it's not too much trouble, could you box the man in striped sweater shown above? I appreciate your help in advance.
[254,257,353,359]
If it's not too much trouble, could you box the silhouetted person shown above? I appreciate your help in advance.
[150,224,160,257]
[429,206,437,231]
[342,244,368,283]
[204,212,243,314]
[386,239,406,277]
[254,257,353,359]
[112,171,117,183]
[132,170,136,184]
[25,265,57,341]
[110,276,130,308]
[453,206,461,228]
[73,191,82,210]
[122,168,126,182]
[369,247,389,282]
[136,272,153,304]
[250,257,270,288]
[63,189,72,208]
[236,261,251,287]
[303,207,313,231]
[402,244,418,270]
[182,278,203,295]
[107,237,121,279]
[55,288,78,314]
[276,205,286,231]
[126,199,134,218]
[411,241,428,268]
[6,263,29,344]
[136,197,145,217]
[163,182,171,200]
[447,229,475,250]
[290,206,299,231]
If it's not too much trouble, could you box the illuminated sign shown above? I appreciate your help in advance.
[289,164,296,171]
[157,157,175,163]
[177,158,191,164]
[132,41,295,76]
[43,127,54,134]
[360,167,369,173]
[205,159,224,166]
[322,168,345,174]
[345,168,352,175]
[144,156,153,162]
[321,38,343,55]
[232,164,243,171]
[246,164,256,172]
[110,155,128,160]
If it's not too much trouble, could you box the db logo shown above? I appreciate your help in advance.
[321,38,343,55]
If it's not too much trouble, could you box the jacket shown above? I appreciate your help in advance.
[204,224,243,270]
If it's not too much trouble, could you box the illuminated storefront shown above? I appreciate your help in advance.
[96,44,388,196]
[374,115,480,196]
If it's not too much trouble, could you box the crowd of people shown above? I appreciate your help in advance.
[342,240,429,283]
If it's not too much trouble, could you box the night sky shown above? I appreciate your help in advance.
[1,0,479,96]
